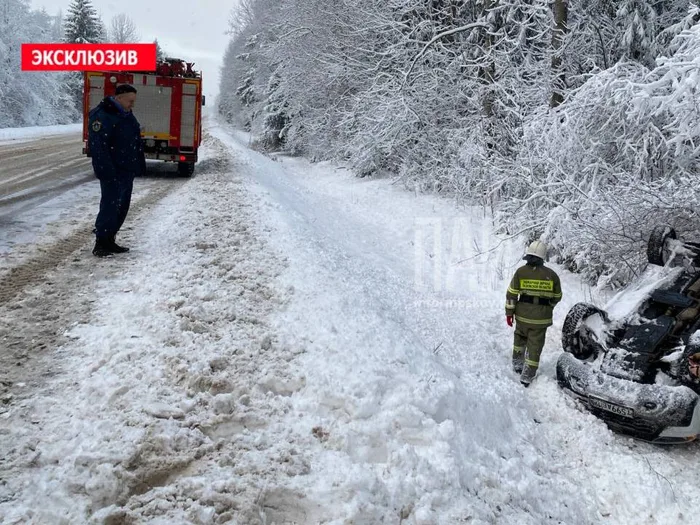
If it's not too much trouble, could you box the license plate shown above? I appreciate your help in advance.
[589,396,634,418]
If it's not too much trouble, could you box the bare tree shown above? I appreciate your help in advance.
[227,0,257,37]
[550,0,569,107]
[109,13,139,43]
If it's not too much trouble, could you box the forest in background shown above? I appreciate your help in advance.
[218,0,700,286]
[0,0,163,127]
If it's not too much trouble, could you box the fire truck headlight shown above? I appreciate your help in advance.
[146,139,155,147]
[110,76,117,83]
[160,141,167,148]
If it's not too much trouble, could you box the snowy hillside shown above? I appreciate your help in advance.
[2,116,700,524]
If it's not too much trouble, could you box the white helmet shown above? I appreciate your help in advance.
[524,240,547,260]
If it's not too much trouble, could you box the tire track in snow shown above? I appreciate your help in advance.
[0,179,182,305]
[94,137,322,524]
[0,178,186,408]
[0,170,94,211]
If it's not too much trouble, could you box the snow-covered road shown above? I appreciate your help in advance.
[1,117,700,524]
[0,132,92,217]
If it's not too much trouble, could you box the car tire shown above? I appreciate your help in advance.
[676,343,700,393]
[647,225,677,266]
[562,302,607,360]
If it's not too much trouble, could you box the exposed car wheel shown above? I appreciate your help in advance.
[178,161,195,177]
[562,302,608,360]
[676,344,700,393]
[647,225,677,266]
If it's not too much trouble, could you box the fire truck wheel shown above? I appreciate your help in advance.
[178,162,195,177]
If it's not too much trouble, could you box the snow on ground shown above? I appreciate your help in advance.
[0,179,100,263]
[0,134,304,524]
[0,123,82,145]
[2,115,700,524]
[206,120,700,525]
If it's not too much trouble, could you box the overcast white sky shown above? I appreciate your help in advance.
[29,0,235,101]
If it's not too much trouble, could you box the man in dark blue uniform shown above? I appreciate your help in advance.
[88,83,146,257]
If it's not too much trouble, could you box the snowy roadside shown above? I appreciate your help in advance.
[207,123,600,524]
[0,123,82,145]
[208,118,700,524]
[0,134,307,523]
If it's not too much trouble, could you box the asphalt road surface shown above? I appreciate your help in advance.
[0,133,93,217]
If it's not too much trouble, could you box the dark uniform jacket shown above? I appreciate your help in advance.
[505,263,562,327]
[88,96,145,180]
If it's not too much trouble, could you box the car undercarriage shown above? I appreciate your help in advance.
[556,225,700,444]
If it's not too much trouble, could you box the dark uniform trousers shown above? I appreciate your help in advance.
[95,176,134,239]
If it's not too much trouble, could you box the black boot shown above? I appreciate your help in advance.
[93,238,113,257]
[108,235,129,253]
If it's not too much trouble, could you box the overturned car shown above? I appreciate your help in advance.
[556,225,700,444]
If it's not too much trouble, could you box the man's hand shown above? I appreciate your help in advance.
[506,315,513,327]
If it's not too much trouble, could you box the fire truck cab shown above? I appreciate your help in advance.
[82,58,204,177]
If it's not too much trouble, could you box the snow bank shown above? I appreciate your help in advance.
[0,123,82,144]
[0,134,304,523]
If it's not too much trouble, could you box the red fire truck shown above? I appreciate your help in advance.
[82,58,204,176]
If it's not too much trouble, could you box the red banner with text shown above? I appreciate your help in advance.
[21,43,157,71]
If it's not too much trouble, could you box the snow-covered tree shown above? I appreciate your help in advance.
[108,13,139,43]
[258,71,290,150]
[218,0,278,133]
[656,2,700,54]
[494,22,700,284]
[217,0,700,285]
[551,0,569,106]
[0,0,79,127]
[63,0,104,44]
[154,38,165,62]
[63,0,105,113]
[50,9,64,41]
[617,0,657,67]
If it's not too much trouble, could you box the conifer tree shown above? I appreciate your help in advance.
[63,0,105,111]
